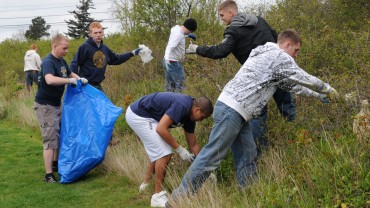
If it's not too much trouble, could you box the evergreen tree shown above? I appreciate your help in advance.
[65,0,99,39]
[25,17,50,40]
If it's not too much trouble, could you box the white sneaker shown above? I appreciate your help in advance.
[139,182,148,192]
[151,191,168,207]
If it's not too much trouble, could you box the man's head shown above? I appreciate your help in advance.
[277,29,302,59]
[218,0,238,26]
[30,44,37,50]
[190,96,213,122]
[183,18,197,34]
[51,34,69,59]
[89,22,104,44]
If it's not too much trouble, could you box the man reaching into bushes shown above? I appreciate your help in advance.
[167,29,339,206]
[186,0,296,156]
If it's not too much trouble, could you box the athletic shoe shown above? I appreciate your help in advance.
[44,174,57,183]
[139,182,148,192]
[151,191,168,207]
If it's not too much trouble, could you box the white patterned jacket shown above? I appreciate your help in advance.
[218,42,330,121]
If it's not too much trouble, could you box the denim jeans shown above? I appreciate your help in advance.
[251,88,295,156]
[171,101,257,198]
[25,70,39,87]
[162,59,185,92]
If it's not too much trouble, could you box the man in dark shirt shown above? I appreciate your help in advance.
[126,92,213,207]
[186,0,296,155]
[34,34,87,183]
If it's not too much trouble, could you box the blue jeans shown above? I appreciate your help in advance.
[162,59,185,92]
[171,101,257,198]
[251,88,295,156]
[25,70,39,88]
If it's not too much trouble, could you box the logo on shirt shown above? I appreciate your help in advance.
[61,66,67,78]
[93,51,106,68]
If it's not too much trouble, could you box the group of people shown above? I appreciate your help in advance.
[31,0,339,207]
[33,22,142,183]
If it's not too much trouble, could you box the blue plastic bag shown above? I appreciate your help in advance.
[59,81,123,183]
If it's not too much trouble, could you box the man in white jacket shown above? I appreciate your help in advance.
[167,29,339,205]
[24,44,42,93]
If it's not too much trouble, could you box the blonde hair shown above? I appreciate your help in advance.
[51,34,69,46]
[30,44,37,50]
[218,0,238,12]
[89,22,103,32]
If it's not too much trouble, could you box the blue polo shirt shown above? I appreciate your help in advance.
[130,92,196,133]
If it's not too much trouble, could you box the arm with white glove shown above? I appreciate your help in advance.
[186,42,198,54]
[175,146,194,162]
[321,84,340,102]
[132,48,142,55]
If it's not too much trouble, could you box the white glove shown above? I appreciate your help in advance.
[322,84,340,102]
[79,77,88,85]
[175,146,194,162]
[186,43,198,54]
[68,78,77,85]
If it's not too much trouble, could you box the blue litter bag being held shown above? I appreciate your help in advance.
[59,81,123,183]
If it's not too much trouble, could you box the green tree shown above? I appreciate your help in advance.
[65,0,99,39]
[24,17,50,40]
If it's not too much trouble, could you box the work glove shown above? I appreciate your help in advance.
[186,42,198,54]
[186,33,196,41]
[322,84,340,102]
[175,146,194,162]
[317,94,331,103]
[79,77,88,85]
[132,48,142,55]
[68,78,77,85]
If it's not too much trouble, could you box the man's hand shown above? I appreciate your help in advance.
[132,48,142,55]
[318,94,331,103]
[79,77,88,85]
[322,85,340,102]
[175,146,194,162]
[186,43,198,54]
[68,78,77,85]
[164,60,171,71]
[186,33,196,41]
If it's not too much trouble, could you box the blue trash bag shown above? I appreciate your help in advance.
[59,81,123,183]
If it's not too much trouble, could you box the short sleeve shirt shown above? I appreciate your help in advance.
[35,54,71,106]
[130,92,196,133]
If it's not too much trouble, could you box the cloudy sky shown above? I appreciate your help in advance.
[0,0,273,42]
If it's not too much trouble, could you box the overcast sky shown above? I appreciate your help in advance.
[0,0,273,42]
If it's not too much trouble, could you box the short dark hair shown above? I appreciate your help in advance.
[277,29,302,45]
[194,96,213,117]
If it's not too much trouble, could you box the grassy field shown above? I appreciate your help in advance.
[0,120,150,208]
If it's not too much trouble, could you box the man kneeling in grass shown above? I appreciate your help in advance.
[166,29,339,206]
[125,92,213,207]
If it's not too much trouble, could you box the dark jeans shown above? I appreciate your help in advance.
[251,88,296,156]
[25,70,39,88]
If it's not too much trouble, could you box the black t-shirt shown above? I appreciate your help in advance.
[35,54,71,106]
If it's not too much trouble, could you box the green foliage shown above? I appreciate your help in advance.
[25,17,51,40]
[0,0,369,206]
[65,0,98,39]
